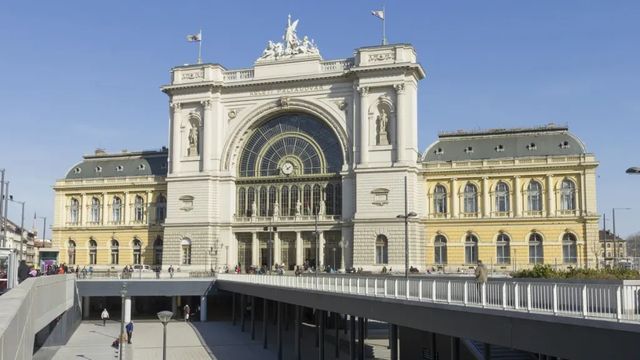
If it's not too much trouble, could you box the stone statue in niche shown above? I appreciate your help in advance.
[295,200,302,215]
[319,200,326,215]
[273,201,280,217]
[187,113,200,156]
[376,107,390,145]
[250,201,257,218]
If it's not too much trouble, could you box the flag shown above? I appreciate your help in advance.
[371,10,384,20]
[186,32,201,42]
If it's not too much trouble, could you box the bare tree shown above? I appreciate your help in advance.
[626,232,640,258]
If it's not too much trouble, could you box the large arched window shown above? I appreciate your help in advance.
[156,195,166,223]
[495,182,510,213]
[259,186,268,216]
[69,198,80,224]
[153,236,163,265]
[110,240,119,265]
[181,238,192,265]
[303,185,311,215]
[375,235,388,264]
[433,185,447,214]
[68,240,76,264]
[290,185,299,215]
[134,195,144,222]
[247,187,255,216]
[238,188,246,216]
[280,186,289,216]
[527,181,543,213]
[434,235,447,265]
[90,197,101,223]
[132,239,142,265]
[463,183,478,214]
[89,239,97,265]
[560,179,576,212]
[562,233,577,264]
[529,233,543,264]
[112,196,122,224]
[496,233,511,264]
[465,234,478,264]
[312,184,321,214]
[268,186,277,216]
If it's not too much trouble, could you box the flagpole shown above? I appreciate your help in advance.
[197,30,202,64]
[382,5,387,45]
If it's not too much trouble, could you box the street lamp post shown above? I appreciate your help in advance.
[0,169,4,247]
[9,196,25,261]
[157,310,174,360]
[315,208,319,274]
[612,207,631,266]
[119,283,127,360]
[332,247,336,271]
[396,176,417,279]
[263,222,277,274]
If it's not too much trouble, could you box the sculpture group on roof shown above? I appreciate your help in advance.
[258,15,320,61]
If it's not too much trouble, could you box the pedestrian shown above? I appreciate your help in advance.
[81,266,87,279]
[17,260,30,283]
[101,308,110,326]
[168,265,174,279]
[125,321,134,344]
[155,266,161,279]
[183,304,190,321]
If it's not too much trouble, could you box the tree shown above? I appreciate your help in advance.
[626,232,640,258]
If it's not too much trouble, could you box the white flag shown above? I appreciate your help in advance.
[371,10,384,20]
[186,32,201,42]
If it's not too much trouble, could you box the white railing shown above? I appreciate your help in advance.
[223,69,255,82]
[234,214,341,223]
[320,59,355,72]
[216,274,640,323]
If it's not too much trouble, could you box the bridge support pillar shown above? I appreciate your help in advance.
[200,295,207,322]
[358,317,365,360]
[263,298,268,349]
[390,324,398,360]
[318,310,325,360]
[484,343,491,359]
[277,302,283,360]
[349,315,356,360]
[82,296,90,319]
[171,296,177,317]
[124,297,132,323]
[250,297,256,340]
[231,293,236,325]
[295,305,301,360]
[450,336,460,360]
[335,312,340,358]
[240,295,246,332]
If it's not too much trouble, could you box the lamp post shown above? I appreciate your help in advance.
[157,310,174,360]
[1,179,7,248]
[612,207,631,266]
[396,176,417,279]
[338,239,346,272]
[332,247,336,271]
[314,207,320,274]
[9,196,25,261]
[263,222,277,274]
[119,283,127,360]
[0,169,5,247]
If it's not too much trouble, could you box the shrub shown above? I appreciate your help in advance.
[510,264,640,280]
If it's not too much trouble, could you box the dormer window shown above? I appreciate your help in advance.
[73,167,82,174]
[495,144,505,152]
[464,146,474,154]
[138,164,146,170]
[434,148,444,155]
[95,166,102,173]
[526,143,537,151]
[116,165,124,172]
[559,141,570,149]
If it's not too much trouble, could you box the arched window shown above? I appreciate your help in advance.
[259,186,267,216]
[560,179,576,211]
[325,184,334,215]
[68,240,76,264]
[268,186,277,216]
[238,188,246,216]
[90,197,101,223]
[562,233,577,264]
[111,239,119,265]
[496,233,511,264]
[132,239,142,265]
[303,185,311,215]
[375,235,388,264]
[247,187,255,216]
[465,234,478,264]
[153,236,163,265]
[433,185,447,214]
[156,195,166,223]
[69,198,80,224]
[527,181,543,213]
[290,185,299,215]
[134,195,144,222]
[463,183,478,214]
[312,184,321,214]
[529,233,543,264]
[112,196,122,224]
[89,239,97,265]
[335,183,342,216]
[181,238,192,265]
[434,235,447,265]
[280,186,289,216]
[495,182,510,213]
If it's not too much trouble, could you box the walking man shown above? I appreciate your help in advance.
[168,265,175,279]
[126,321,134,344]
[183,304,190,322]
[101,308,109,326]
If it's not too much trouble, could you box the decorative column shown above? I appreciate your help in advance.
[450,178,458,218]
[318,231,325,269]
[123,192,130,225]
[102,192,108,225]
[295,231,303,267]
[251,232,260,267]
[394,83,407,163]
[124,297,132,323]
[81,193,88,226]
[546,175,556,217]
[170,102,182,174]
[358,86,369,165]
[146,190,153,224]
[201,99,213,171]
[514,176,521,217]
[482,177,490,218]
[273,231,281,266]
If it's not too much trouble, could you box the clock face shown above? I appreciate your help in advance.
[281,162,294,175]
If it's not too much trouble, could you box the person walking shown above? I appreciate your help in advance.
[168,265,174,279]
[155,265,161,279]
[183,304,190,322]
[101,308,109,326]
[125,321,134,344]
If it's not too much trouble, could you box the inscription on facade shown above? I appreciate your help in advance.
[249,85,325,96]
[181,70,204,81]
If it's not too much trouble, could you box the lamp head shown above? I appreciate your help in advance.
[626,167,640,174]
[157,310,174,324]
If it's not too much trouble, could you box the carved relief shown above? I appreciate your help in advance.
[181,70,204,81]
[278,97,290,108]
[368,52,395,62]
[187,112,201,156]
[228,109,237,119]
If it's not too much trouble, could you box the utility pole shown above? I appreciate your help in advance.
[0,169,4,247]
[2,182,8,248]
[10,196,25,261]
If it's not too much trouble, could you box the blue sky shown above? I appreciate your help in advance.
[1,1,639,238]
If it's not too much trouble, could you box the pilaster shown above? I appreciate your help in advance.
[170,102,182,174]
[358,86,369,165]
[394,83,407,163]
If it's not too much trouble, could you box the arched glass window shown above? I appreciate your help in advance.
[268,186,277,216]
[325,184,334,215]
[247,187,255,216]
[529,233,543,264]
[89,239,97,265]
[560,180,576,211]
[134,195,144,222]
[303,185,311,215]
[280,186,289,216]
[90,197,101,223]
[68,240,76,264]
[132,239,142,265]
[562,233,577,263]
[496,233,511,264]
[181,238,192,265]
[495,182,510,213]
[312,184,321,214]
[156,195,166,223]
[465,234,478,264]
[434,235,447,265]
[375,235,388,264]
[111,240,119,265]
[112,196,122,224]
[527,181,542,213]
[463,183,478,214]
[238,188,246,216]
[335,183,342,215]
[153,236,163,265]
[434,185,447,214]
[69,198,80,224]
[258,186,267,216]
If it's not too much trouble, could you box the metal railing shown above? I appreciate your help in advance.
[216,274,640,323]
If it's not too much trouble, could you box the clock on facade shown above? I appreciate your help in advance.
[281,162,294,175]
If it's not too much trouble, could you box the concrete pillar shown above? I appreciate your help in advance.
[390,324,398,360]
[450,336,460,360]
[170,102,182,174]
[318,231,325,270]
[349,315,356,360]
[277,302,283,360]
[295,305,301,360]
[274,231,281,267]
[171,296,177,317]
[546,175,556,217]
[335,312,340,358]
[451,178,458,218]
[263,299,268,349]
[201,99,213,171]
[251,297,256,340]
[82,296,90,319]
[240,295,246,332]
[358,317,365,360]
[319,310,325,360]
[200,296,207,322]
[514,175,521,217]
[295,231,303,266]
[394,83,407,163]
[124,297,132,323]
[231,293,236,325]
[482,177,490,218]
[484,343,492,360]
[252,232,259,267]
[358,86,369,165]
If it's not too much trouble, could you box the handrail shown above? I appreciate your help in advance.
[216,274,640,323]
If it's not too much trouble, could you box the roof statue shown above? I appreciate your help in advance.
[258,15,320,62]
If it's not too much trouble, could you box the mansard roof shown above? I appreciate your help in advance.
[422,124,588,162]
[64,148,168,180]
